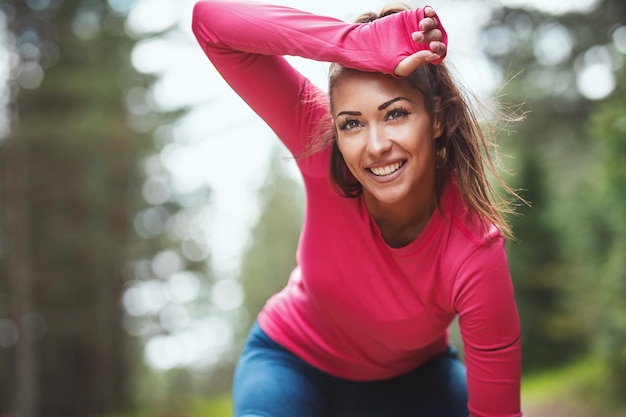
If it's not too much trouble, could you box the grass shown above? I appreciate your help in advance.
[110,358,625,417]
[521,358,626,417]
[106,394,232,417]
[186,394,232,417]
[522,358,603,403]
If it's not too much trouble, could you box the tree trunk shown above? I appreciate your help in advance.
[4,125,36,417]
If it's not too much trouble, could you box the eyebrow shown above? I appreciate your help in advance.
[336,96,412,118]
[378,96,411,110]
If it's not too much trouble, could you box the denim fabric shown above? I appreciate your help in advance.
[233,322,469,417]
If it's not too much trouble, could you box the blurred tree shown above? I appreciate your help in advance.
[482,0,626,370]
[238,147,303,335]
[589,63,626,405]
[0,0,154,415]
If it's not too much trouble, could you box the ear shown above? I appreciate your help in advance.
[432,112,444,139]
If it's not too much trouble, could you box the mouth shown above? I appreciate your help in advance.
[368,160,405,177]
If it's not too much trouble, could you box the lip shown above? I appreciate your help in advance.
[366,159,406,183]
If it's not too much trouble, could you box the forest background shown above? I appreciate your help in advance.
[0,0,625,416]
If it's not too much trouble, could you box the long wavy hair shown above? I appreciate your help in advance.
[322,3,525,239]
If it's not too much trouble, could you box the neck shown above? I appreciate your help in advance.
[364,187,437,249]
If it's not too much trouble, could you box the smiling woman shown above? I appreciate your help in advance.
[330,71,441,247]
[191,1,524,416]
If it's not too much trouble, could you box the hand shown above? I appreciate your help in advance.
[394,7,447,77]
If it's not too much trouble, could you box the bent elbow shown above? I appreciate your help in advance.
[191,0,221,41]
[191,1,208,38]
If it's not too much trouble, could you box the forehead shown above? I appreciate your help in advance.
[331,70,421,110]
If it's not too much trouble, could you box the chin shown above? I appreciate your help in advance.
[368,190,410,206]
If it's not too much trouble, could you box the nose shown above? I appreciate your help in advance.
[366,124,392,156]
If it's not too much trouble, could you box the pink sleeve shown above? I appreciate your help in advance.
[191,0,447,155]
[452,237,522,417]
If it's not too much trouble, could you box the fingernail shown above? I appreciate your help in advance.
[412,31,424,42]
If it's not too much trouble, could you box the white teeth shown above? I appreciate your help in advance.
[370,162,402,176]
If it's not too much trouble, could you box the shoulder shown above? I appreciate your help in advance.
[435,179,508,287]
[441,178,504,249]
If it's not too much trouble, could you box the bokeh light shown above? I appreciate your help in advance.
[576,45,617,100]
[211,279,244,312]
[499,0,601,14]
[72,10,101,41]
[533,23,573,66]
[614,26,626,54]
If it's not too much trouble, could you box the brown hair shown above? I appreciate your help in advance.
[322,4,524,239]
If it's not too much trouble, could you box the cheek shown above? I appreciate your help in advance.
[335,137,358,164]
[336,139,366,178]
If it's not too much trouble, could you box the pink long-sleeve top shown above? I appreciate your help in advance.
[192,2,522,416]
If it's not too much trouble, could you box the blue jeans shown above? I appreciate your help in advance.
[233,322,469,417]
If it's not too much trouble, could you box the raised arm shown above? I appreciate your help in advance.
[191,0,447,155]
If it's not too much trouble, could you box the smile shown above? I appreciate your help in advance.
[369,161,405,176]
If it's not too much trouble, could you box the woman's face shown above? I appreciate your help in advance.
[331,70,442,210]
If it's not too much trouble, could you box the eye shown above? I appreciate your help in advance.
[338,119,362,131]
[386,107,410,121]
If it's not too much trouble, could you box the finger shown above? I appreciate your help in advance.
[429,41,447,57]
[423,6,436,18]
[412,29,442,44]
[419,16,439,32]
[412,31,424,43]
[394,50,438,77]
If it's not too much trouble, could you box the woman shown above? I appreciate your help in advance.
[192,1,522,417]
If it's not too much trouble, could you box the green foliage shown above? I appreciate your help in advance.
[588,65,626,406]
[484,0,626,376]
[505,145,591,368]
[238,146,304,334]
[0,0,158,415]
